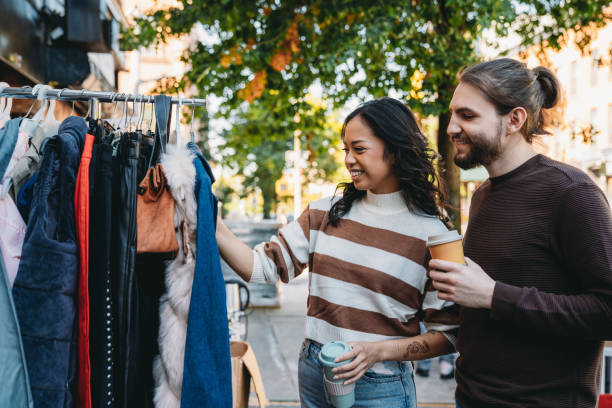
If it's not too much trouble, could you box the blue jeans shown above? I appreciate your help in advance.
[298,339,417,408]
[417,352,456,371]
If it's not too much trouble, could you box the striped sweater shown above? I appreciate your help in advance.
[251,191,459,350]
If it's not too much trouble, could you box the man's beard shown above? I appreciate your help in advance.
[453,122,503,170]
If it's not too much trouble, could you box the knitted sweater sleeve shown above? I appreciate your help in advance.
[491,183,612,339]
[422,242,461,335]
[250,205,311,283]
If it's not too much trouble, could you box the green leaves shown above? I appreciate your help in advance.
[121,0,609,216]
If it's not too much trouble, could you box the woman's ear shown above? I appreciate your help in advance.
[506,107,527,135]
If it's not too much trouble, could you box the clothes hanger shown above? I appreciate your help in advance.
[147,96,155,133]
[30,84,50,125]
[0,85,44,199]
[189,104,196,144]
[137,96,146,131]
[17,86,42,136]
[57,88,75,116]
[0,82,12,125]
[38,86,61,137]
[82,91,92,121]
[174,93,183,146]
[130,97,138,133]
[110,93,128,145]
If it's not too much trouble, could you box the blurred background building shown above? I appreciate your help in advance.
[518,21,612,201]
[0,0,128,116]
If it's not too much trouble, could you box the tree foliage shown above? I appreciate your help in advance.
[219,94,341,218]
[123,0,610,224]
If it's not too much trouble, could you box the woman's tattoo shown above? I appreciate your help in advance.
[403,330,437,360]
[404,341,431,359]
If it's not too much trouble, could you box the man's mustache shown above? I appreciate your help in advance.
[451,133,471,144]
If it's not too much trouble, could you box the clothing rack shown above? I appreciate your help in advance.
[0,86,207,107]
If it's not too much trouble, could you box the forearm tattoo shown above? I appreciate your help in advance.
[402,330,436,360]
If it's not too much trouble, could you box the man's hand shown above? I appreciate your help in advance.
[429,257,496,309]
[331,342,382,385]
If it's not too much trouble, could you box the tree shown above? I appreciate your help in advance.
[123,0,610,230]
[219,94,341,218]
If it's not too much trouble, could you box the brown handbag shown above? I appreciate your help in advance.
[136,163,179,254]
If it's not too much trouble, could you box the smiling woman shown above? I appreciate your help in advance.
[215,97,459,408]
[329,97,448,226]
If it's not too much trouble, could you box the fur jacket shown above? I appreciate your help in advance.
[153,144,197,408]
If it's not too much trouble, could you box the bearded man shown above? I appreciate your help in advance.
[429,58,612,408]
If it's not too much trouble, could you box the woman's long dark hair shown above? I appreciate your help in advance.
[328,97,448,226]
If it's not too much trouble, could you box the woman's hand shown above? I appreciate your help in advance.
[331,341,383,385]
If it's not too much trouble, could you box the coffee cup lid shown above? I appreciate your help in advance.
[426,230,462,247]
[319,341,352,367]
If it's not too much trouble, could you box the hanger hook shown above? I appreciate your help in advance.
[148,95,154,131]
[110,92,118,118]
[137,95,146,130]
[120,93,128,129]
[130,97,137,132]
[59,88,72,116]
[189,104,196,132]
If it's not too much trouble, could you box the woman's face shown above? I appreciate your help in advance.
[343,115,400,194]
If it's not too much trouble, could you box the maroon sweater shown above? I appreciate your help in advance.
[457,155,612,408]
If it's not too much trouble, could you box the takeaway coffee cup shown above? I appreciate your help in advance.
[318,341,355,408]
[426,230,465,264]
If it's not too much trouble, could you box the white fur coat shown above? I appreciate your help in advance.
[153,144,197,408]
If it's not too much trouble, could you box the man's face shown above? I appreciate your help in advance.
[447,82,506,170]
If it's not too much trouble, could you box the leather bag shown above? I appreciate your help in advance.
[136,163,178,254]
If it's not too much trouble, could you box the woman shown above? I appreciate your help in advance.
[216,97,459,408]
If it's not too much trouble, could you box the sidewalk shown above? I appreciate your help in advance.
[245,272,456,408]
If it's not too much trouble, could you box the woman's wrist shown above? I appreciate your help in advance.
[374,341,389,362]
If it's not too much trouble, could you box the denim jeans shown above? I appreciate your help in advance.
[298,339,417,408]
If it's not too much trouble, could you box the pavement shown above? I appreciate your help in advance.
[244,272,457,408]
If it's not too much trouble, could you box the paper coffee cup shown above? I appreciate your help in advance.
[426,230,465,264]
[318,341,355,408]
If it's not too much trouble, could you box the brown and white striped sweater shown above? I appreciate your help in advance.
[251,191,459,353]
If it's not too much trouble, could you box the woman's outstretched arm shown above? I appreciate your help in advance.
[216,218,254,282]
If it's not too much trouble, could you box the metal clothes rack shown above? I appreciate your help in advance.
[0,86,207,106]
[0,86,207,120]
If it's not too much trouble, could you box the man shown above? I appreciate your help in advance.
[429,58,612,408]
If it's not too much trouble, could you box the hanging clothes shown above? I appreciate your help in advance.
[111,133,140,408]
[0,118,27,287]
[0,117,33,408]
[0,118,21,183]
[3,121,50,202]
[113,95,173,408]
[181,142,232,408]
[75,133,95,408]
[153,144,197,408]
[88,139,116,408]
[0,248,33,408]
[12,116,87,408]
